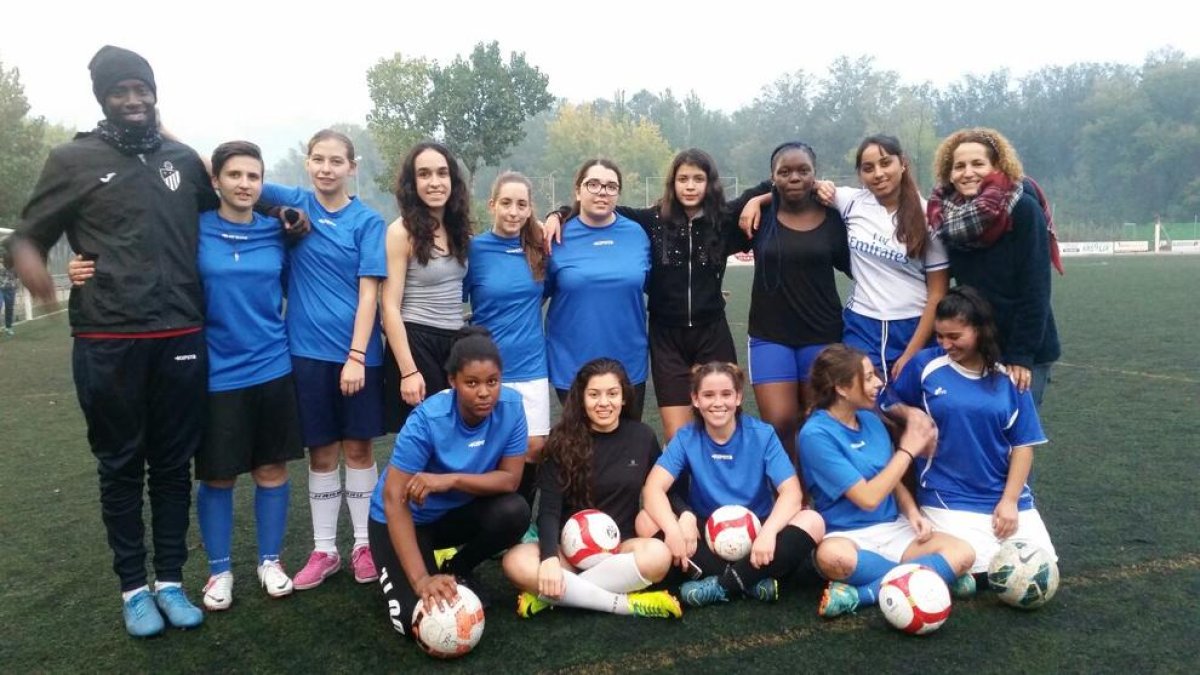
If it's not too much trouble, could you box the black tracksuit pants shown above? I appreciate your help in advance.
[72,331,207,591]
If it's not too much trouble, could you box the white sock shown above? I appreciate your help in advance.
[121,585,150,602]
[344,464,378,549]
[579,553,650,593]
[549,570,631,615]
[309,468,342,554]
[153,580,182,592]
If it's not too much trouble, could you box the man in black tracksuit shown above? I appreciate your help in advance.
[9,46,215,637]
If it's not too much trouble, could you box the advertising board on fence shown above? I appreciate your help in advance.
[1058,241,1114,257]
[1114,241,1151,253]
[1166,240,1200,254]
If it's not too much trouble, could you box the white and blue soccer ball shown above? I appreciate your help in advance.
[987,541,1060,610]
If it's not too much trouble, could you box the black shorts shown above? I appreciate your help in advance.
[385,322,458,433]
[197,373,305,481]
[649,316,738,407]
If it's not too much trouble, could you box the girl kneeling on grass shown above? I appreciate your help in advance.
[882,287,1058,577]
[798,344,974,618]
[502,358,681,619]
[367,327,530,639]
[643,362,826,608]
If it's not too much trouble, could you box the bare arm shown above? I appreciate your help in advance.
[993,446,1034,538]
[892,268,949,381]
[381,466,458,607]
[408,454,525,505]
[340,276,379,396]
[379,221,424,406]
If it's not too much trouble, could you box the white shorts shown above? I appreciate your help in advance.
[503,378,551,436]
[825,517,919,563]
[921,506,1057,574]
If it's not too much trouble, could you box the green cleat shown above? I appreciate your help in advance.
[628,590,683,619]
[516,591,551,618]
[680,576,729,607]
[818,581,860,618]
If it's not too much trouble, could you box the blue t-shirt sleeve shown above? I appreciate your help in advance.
[883,354,924,409]
[798,425,864,500]
[260,183,307,208]
[390,409,433,474]
[503,405,529,458]
[356,214,388,278]
[763,429,798,490]
[1005,386,1047,448]
[656,435,688,479]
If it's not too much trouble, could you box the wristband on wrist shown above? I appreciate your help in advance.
[400,370,420,380]
[347,352,366,365]
[349,348,365,355]
[898,447,916,461]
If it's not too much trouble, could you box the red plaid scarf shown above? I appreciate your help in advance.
[928,172,1064,275]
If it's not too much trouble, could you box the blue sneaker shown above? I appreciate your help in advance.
[950,573,977,598]
[123,589,165,638]
[155,586,204,629]
[680,576,729,607]
[750,577,779,602]
[818,581,860,618]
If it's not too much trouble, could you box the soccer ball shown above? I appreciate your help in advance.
[561,509,621,570]
[988,541,1060,610]
[878,564,952,635]
[704,505,761,562]
[411,584,485,658]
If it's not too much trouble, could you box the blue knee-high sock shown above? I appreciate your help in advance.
[846,550,899,606]
[255,481,290,565]
[197,484,234,575]
[909,553,957,586]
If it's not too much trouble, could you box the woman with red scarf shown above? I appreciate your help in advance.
[926,128,1062,406]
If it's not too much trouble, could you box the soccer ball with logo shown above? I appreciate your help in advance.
[705,505,761,562]
[561,509,621,570]
[987,541,1060,609]
[411,584,485,658]
[878,564,952,635]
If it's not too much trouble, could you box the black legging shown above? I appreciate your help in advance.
[688,524,818,594]
[368,493,529,638]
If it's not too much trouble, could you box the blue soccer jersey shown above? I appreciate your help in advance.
[656,415,796,522]
[465,232,547,382]
[369,387,528,525]
[197,210,292,392]
[545,214,650,389]
[882,347,1047,514]
[260,183,387,366]
[799,409,899,532]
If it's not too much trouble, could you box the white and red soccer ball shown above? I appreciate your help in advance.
[878,563,952,635]
[561,509,621,570]
[705,505,761,562]
[411,584,486,658]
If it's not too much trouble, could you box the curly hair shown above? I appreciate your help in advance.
[932,127,1024,188]
[489,171,546,281]
[394,141,472,265]
[541,358,636,507]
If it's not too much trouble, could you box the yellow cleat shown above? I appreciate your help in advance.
[628,590,683,619]
[516,591,552,618]
[433,547,458,570]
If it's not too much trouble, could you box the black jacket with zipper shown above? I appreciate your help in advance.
[15,132,216,333]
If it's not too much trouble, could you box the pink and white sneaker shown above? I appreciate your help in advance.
[351,545,379,584]
[293,551,341,590]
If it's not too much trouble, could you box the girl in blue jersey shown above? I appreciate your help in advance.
[882,287,1058,576]
[798,344,975,618]
[643,362,826,608]
[501,358,681,620]
[544,150,771,442]
[544,159,652,420]
[258,129,389,590]
[368,327,530,639]
[381,141,471,433]
[465,172,549,506]
[741,142,850,462]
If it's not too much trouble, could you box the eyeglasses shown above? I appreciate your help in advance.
[583,179,621,196]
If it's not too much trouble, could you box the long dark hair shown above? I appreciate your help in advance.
[658,149,726,225]
[936,286,1003,375]
[567,158,623,221]
[855,135,927,259]
[542,358,636,507]
[395,141,471,265]
[490,171,546,281]
[807,344,869,412]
